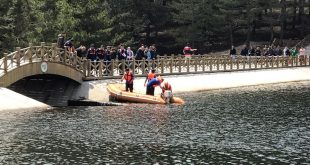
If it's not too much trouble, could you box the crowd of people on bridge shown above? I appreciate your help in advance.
[57,33,199,63]
[229,44,307,59]
[58,35,158,63]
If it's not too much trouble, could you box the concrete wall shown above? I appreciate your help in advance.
[8,75,80,107]
[0,87,50,111]
[73,67,310,102]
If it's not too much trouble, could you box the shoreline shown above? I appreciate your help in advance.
[1,67,310,110]
[72,67,310,102]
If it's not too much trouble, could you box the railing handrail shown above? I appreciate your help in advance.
[1,43,310,82]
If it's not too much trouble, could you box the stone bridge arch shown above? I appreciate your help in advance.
[0,43,86,88]
[0,61,83,87]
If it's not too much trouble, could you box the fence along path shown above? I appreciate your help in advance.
[1,43,310,81]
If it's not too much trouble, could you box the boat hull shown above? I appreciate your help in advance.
[107,84,184,104]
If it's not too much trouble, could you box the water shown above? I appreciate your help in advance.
[1,82,310,164]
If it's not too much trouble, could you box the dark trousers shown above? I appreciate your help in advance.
[146,86,155,96]
[126,83,133,92]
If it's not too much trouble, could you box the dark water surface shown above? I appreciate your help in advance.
[1,82,310,164]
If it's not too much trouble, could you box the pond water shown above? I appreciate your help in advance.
[1,81,310,164]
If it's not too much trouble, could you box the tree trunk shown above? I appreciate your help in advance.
[229,22,233,46]
[280,0,286,43]
[298,0,305,23]
[270,22,274,44]
[292,0,297,29]
[245,2,251,46]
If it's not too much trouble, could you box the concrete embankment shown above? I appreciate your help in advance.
[0,88,50,111]
[72,67,310,102]
[2,67,309,110]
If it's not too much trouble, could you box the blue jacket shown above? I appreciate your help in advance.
[147,78,161,88]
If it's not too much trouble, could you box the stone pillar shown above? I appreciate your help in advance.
[16,47,21,67]
[29,43,33,63]
[51,43,57,61]
[4,53,8,73]
[99,61,103,77]
[40,42,46,60]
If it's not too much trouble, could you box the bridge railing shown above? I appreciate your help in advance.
[83,55,310,80]
[1,42,310,80]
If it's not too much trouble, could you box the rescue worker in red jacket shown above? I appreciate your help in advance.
[160,80,172,97]
[144,69,156,95]
[121,68,134,92]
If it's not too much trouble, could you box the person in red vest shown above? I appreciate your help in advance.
[160,81,172,95]
[183,43,197,59]
[121,68,134,92]
[160,80,173,103]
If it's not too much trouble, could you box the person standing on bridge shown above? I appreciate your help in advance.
[121,68,134,92]
[183,43,197,60]
[64,38,75,53]
[230,46,237,60]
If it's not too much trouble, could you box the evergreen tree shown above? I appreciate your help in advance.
[0,0,14,54]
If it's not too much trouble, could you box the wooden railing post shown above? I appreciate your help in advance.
[83,59,87,77]
[40,42,45,60]
[132,59,136,73]
[194,57,198,72]
[111,60,115,76]
[87,59,91,77]
[248,56,252,69]
[122,60,125,73]
[99,61,103,77]
[160,58,164,74]
[170,58,173,73]
[16,47,21,67]
[28,43,33,63]
[236,57,239,70]
[254,57,257,69]
[209,59,213,71]
[178,56,181,72]
[3,53,8,73]
[186,58,190,73]
[51,43,57,61]
[202,56,205,72]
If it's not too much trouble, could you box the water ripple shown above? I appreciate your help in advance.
[1,82,310,164]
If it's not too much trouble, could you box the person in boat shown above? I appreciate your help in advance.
[146,75,163,96]
[121,68,134,92]
[144,69,157,95]
[160,80,173,102]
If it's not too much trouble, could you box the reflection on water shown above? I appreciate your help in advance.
[1,81,310,164]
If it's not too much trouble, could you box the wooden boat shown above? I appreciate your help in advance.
[107,83,184,104]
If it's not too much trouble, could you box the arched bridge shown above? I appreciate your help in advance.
[0,43,84,87]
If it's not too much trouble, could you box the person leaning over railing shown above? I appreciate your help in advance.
[87,44,97,61]
[64,38,75,53]
[96,45,105,61]
[76,45,87,58]
[118,45,127,75]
